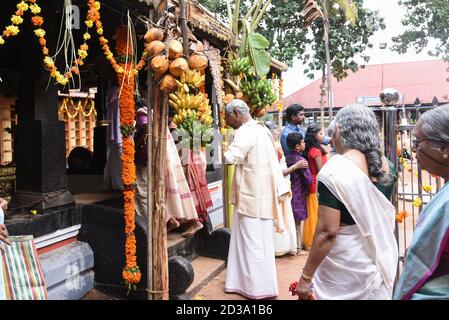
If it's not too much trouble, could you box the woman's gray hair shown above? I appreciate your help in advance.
[334,103,390,183]
[225,99,250,115]
[417,104,449,147]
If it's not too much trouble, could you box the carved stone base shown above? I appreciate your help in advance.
[10,189,74,212]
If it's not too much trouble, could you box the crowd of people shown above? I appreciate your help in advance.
[1,98,448,300]
[223,99,449,300]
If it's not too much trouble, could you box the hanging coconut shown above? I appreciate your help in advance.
[145,40,165,56]
[168,40,183,60]
[169,58,189,78]
[189,40,204,53]
[150,55,169,77]
[253,108,266,118]
[160,74,177,92]
[189,53,208,72]
[224,94,235,105]
[144,28,164,43]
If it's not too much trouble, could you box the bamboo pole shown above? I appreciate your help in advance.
[146,2,155,301]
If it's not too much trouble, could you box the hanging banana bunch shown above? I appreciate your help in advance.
[169,69,213,149]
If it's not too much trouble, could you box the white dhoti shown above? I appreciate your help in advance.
[314,224,391,300]
[274,193,297,256]
[225,211,278,299]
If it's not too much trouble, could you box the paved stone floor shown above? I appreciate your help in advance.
[193,252,309,300]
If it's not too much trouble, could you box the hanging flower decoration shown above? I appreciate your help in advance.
[412,197,423,208]
[422,185,432,193]
[28,0,92,86]
[115,25,141,292]
[0,1,29,46]
[395,210,408,223]
[86,0,147,75]
[59,97,97,119]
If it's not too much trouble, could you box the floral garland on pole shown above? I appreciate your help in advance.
[115,25,141,292]
[0,1,29,46]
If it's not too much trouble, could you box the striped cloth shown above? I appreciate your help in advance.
[1,235,48,300]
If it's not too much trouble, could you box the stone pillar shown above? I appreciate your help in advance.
[10,1,74,212]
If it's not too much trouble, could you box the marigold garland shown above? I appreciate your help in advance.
[116,25,141,290]
[86,0,147,75]
[28,0,92,86]
[0,1,29,46]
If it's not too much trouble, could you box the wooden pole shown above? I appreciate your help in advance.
[322,0,333,124]
[152,88,169,300]
[146,2,155,301]
[179,0,190,57]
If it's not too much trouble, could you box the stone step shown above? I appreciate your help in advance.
[184,256,226,300]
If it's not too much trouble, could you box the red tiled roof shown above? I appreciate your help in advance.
[272,59,449,111]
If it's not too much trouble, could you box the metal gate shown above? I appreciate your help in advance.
[383,106,446,270]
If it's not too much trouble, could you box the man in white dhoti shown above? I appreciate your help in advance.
[223,99,288,299]
[295,104,398,300]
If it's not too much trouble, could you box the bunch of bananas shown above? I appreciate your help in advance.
[229,57,252,76]
[240,77,277,109]
[176,109,214,149]
[169,68,214,149]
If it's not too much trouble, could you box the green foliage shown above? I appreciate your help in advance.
[392,0,449,59]
[199,0,384,81]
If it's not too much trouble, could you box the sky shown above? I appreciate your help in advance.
[283,0,438,96]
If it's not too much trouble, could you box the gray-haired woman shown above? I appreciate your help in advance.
[296,104,398,300]
[394,105,449,300]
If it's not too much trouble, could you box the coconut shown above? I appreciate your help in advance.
[145,40,165,56]
[189,53,208,72]
[189,40,204,53]
[150,55,169,77]
[224,94,235,105]
[235,92,244,99]
[253,108,266,118]
[169,58,189,78]
[160,74,177,92]
[144,28,164,43]
[168,40,183,59]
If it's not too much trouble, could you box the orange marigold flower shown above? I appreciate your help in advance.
[32,16,44,26]
[39,37,46,47]
[42,47,49,55]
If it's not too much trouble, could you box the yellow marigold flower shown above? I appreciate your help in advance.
[34,28,45,38]
[423,185,432,193]
[85,20,94,28]
[6,25,20,36]
[117,67,124,74]
[95,1,101,10]
[0,37,4,45]
[77,49,88,59]
[83,33,91,41]
[44,57,54,67]
[11,15,24,25]
[30,4,41,15]
[17,2,29,11]
[106,52,113,60]
[30,210,38,215]
[97,27,103,35]
[412,197,423,208]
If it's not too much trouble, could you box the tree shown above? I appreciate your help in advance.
[198,0,384,80]
[301,0,385,81]
[392,0,449,59]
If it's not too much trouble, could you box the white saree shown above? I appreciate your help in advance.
[315,155,398,300]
